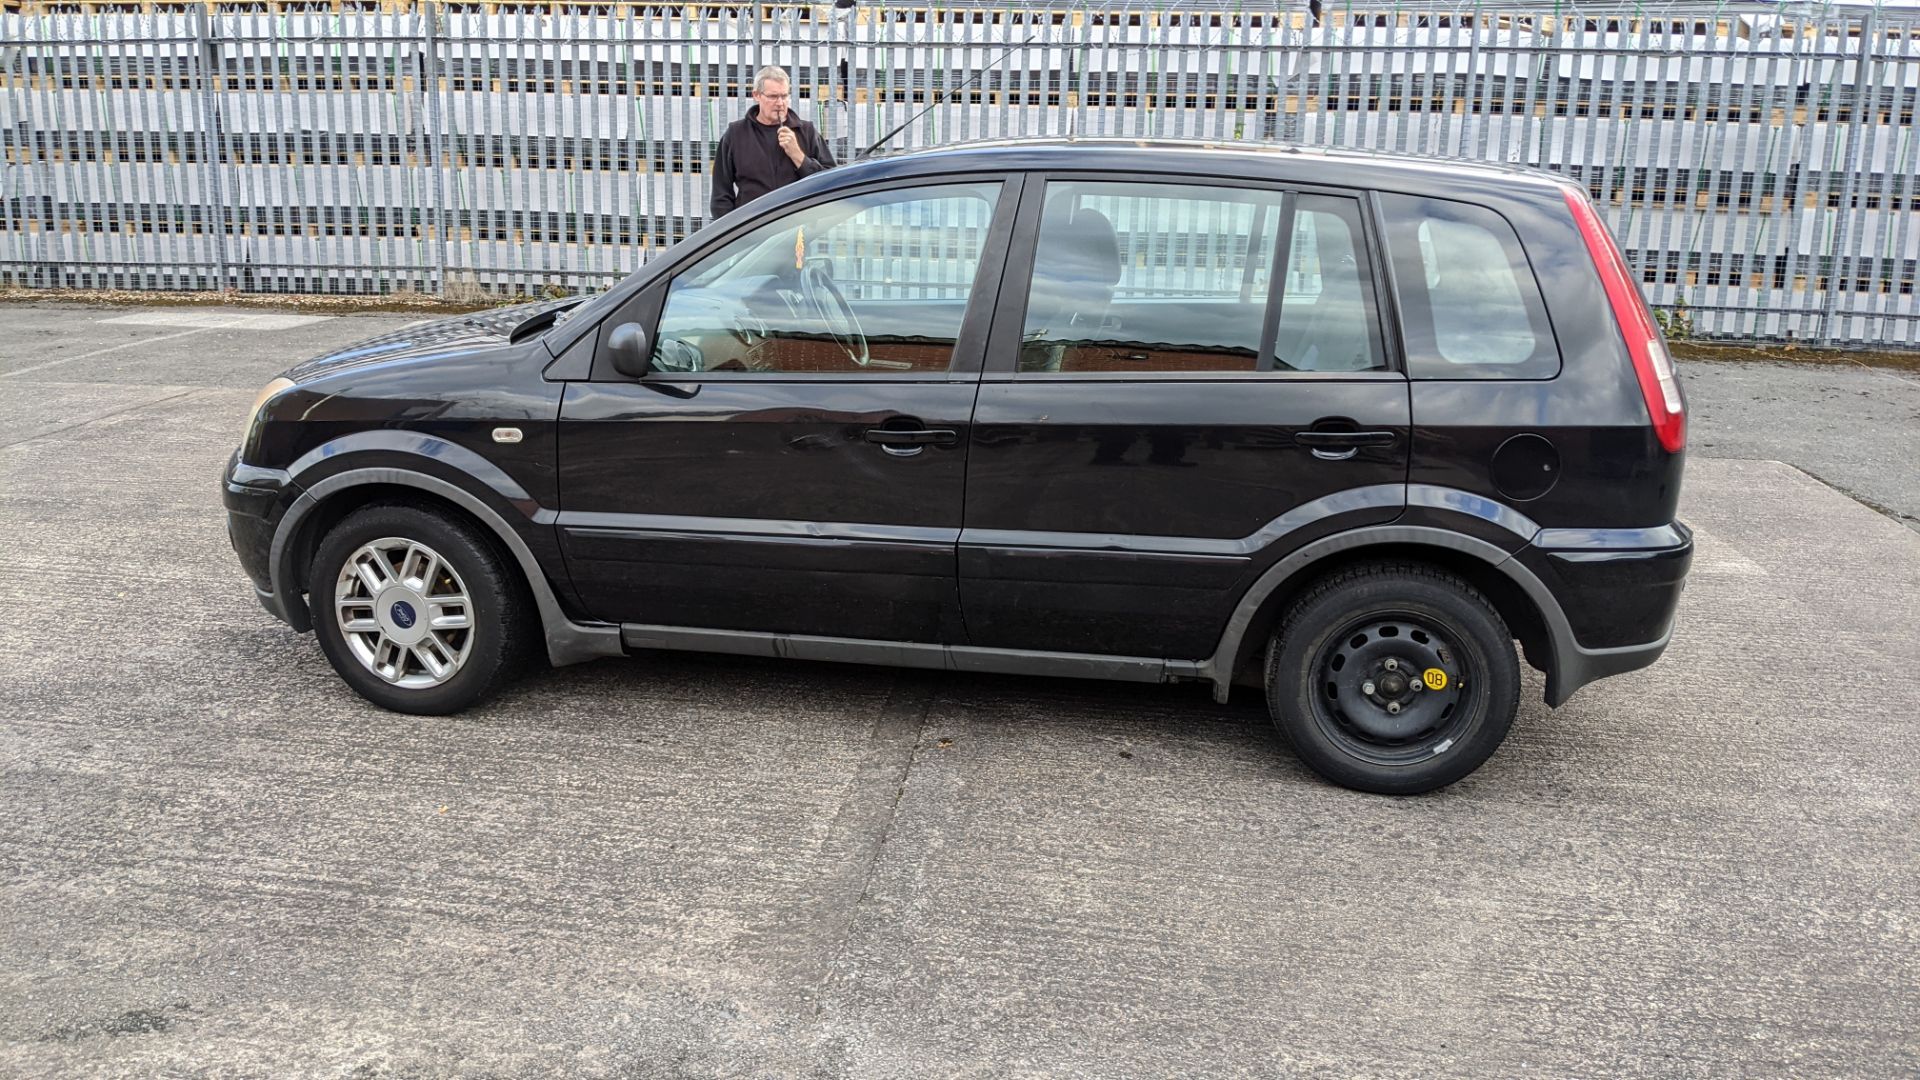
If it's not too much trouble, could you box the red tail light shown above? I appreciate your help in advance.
[1561,186,1686,453]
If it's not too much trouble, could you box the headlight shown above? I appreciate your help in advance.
[241,377,296,454]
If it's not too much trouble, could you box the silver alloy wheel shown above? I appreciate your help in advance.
[333,536,476,689]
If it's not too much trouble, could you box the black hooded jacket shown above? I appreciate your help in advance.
[709,104,837,220]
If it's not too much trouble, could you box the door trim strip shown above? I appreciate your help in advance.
[555,511,959,545]
[961,483,1405,556]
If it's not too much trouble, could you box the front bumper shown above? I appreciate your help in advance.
[222,451,301,627]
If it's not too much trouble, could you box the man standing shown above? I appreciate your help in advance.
[709,66,837,220]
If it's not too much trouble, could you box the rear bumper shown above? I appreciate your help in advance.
[1545,621,1675,709]
[1522,522,1692,707]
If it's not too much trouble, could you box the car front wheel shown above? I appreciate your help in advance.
[1266,563,1520,794]
[309,503,532,715]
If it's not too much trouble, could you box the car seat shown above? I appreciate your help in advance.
[1021,204,1123,372]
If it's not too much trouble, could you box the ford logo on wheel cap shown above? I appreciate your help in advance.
[390,600,417,629]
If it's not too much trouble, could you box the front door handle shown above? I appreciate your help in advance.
[1296,429,1398,461]
[864,427,958,446]
[864,427,959,457]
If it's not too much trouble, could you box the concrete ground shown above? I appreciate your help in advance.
[0,303,1916,1078]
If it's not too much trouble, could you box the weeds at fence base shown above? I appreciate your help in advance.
[1669,341,1920,374]
[1656,301,1694,342]
[0,285,525,316]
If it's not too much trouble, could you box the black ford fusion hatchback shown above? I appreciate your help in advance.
[224,139,1691,794]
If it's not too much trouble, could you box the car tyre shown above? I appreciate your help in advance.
[1266,563,1520,794]
[309,503,533,715]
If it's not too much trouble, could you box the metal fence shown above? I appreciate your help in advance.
[3,1,1917,347]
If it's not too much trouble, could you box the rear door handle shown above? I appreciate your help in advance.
[1296,429,1397,461]
[1295,430,1398,447]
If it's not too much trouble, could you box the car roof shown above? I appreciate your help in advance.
[845,137,1570,196]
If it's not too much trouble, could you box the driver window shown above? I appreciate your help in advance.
[652,182,1003,374]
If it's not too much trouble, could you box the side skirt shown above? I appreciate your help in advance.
[620,624,1207,685]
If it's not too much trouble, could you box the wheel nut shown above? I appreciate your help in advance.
[1411,680,1423,692]
[1386,702,1402,714]
[1361,681,1377,696]
[1384,658,1399,671]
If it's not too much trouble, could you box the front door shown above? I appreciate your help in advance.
[557,177,1016,643]
[961,177,1411,659]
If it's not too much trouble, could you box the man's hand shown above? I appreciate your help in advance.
[777,126,806,167]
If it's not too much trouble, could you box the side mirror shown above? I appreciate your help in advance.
[607,322,651,379]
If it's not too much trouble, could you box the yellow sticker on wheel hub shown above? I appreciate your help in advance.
[1423,668,1449,691]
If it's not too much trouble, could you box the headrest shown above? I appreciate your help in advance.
[1047,207,1122,287]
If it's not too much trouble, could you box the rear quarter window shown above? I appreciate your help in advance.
[1378,193,1561,379]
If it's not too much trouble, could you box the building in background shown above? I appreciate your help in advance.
[1,0,1916,347]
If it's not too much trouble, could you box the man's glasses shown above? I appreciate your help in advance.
[757,91,791,102]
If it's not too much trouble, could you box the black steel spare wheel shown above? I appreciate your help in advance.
[1266,563,1521,794]
[1316,615,1470,762]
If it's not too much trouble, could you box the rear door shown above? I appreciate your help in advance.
[959,175,1410,659]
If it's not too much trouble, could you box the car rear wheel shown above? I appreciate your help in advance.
[309,503,532,715]
[1266,563,1520,794]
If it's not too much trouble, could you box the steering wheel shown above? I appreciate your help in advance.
[800,264,869,367]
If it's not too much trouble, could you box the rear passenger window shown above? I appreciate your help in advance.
[1273,194,1388,372]
[1379,193,1560,379]
[1016,182,1386,375]
[1018,181,1284,373]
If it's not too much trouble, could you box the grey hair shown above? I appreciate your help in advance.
[753,66,790,94]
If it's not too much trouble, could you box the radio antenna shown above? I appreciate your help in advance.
[856,27,1046,160]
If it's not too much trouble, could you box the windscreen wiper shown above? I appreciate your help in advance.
[507,296,589,344]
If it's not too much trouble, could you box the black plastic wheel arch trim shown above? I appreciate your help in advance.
[266,467,623,667]
[1200,524,1678,709]
[284,431,539,509]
